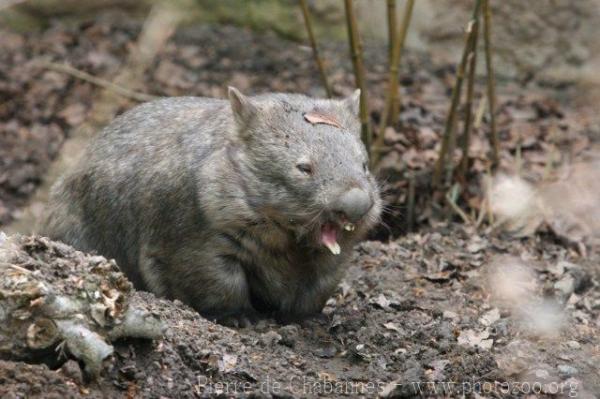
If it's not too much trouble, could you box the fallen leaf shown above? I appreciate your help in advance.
[383,322,402,333]
[479,308,500,326]
[426,359,450,381]
[218,353,238,373]
[318,371,337,381]
[466,237,487,253]
[370,294,391,310]
[457,329,493,349]
[303,111,342,129]
[442,310,459,321]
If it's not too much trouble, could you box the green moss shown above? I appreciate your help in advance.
[1,0,349,42]
[174,0,347,42]
[0,10,49,33]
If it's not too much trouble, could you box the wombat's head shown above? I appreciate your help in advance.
[229,87,382,255]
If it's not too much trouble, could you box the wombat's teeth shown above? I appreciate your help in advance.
[343,223,355,232]
[325,241,341,255]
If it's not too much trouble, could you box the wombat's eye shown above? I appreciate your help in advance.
[296,163,313,175]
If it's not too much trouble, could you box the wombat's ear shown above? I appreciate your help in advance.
[342,89,361,116]
[228,86,257,127]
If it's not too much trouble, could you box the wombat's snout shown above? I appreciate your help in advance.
[332,187,373,223]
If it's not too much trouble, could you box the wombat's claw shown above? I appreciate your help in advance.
[217,313,258,329]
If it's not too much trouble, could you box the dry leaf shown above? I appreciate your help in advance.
[479,308,500,326]
[370,293,391,310]
[457,328,493,349]
[303,111,342,129]
[218,353,238,373]
[383,322,402,333]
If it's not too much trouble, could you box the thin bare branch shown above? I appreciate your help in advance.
[444,105,461,187]
[458,17,480,182]
[432,0,483,188]
[388,0,415,126]
[38,61,157,103]
[344,0,372,156]
[372,0,415,165]
[483,0,499,166]
[299,0,332,98]
[386,0,397,65]
[0,262,32,274]
[474,96,486,129]
[446,185,473,224]
[406,171,416,231]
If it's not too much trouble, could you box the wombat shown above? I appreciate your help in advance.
[42,87,382,325]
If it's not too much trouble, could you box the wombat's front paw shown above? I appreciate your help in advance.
[215,312,259,328]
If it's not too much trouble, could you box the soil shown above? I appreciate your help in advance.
[1,225,598,398]
[1,8,600,399]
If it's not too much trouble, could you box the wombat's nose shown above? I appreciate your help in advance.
[333,188,372,223]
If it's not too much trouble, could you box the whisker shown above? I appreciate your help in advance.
[299,208,325,231]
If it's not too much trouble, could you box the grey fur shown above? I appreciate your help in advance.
[42,88,382,323]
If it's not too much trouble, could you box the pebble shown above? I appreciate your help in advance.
[436,339,451,353]
[523,365,559,388]
[554,274,576,297]
[555,265,591,298]
[278,325,299,348]
[258,331,282,347]
[314,345,337,358]
[479,308,500,326]
[442,310,458,321]
[435,322,454,340]
[558,364,578,378]
[402,365,423,382]
[566,340,581,350]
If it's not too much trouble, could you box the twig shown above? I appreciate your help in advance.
[38,61,157,102]
[444,109,461,187]
[388,0,414,127]
[344,0,372,156]
[543,123,560,181]
[485,162,494,226]
[375,0,415,161]
[432,0,483,188]
[1,262,32,274]
[475,191,487,228]
[386,0,396,65]
[445,184,473,224]
[299,0,332,98]
[473,96,486,129]
[515,134,522,177]
[458,16,480,182]
[483,0,499,166]
[474,161,495,228]
[406,172,416,232]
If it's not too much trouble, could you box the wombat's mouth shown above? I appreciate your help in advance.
[320,220,355,255]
